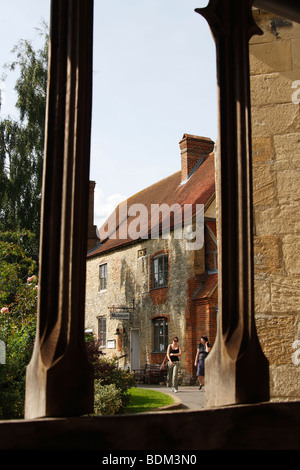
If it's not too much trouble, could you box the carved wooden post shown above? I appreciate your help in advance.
[195,0,269,406]
[25,0,94,418]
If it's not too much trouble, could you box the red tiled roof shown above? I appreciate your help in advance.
[88,151,215,258]
[193,273,218,300]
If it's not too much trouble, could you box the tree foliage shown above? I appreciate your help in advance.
[0,229,37,306]
[0,230,38,419]
[0,24,48,246]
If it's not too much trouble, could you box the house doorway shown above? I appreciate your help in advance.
[130,329,140,371]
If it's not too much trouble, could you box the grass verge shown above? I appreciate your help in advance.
[123,387,175,414]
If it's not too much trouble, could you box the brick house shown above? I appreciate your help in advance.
[85,134,218,383]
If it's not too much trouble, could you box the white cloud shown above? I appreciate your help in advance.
[94,186,126,230]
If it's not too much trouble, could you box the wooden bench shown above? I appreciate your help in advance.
[146,363,167,384]
[132,367,146,383]
[133,363,167,384]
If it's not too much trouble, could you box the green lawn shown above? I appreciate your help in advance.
[124,387,174,414]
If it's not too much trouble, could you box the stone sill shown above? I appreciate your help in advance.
[0,401,299,450]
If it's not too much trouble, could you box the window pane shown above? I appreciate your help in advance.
[163,256,168,285]
[99,263,107,290]
[154,320,159,351]
[153,255,168,288]
[153,317,168,352]
[98,317,106,347]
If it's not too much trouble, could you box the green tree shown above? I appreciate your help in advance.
[0,24,48,247]
[0,230,37,307]
[0,304,37,419]
[0,25,47,419]
[0,230,38,419]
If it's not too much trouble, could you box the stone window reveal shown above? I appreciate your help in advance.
[22,1,300,434]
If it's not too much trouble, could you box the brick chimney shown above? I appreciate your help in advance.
[87,180,99,251]
[179,134,214,182]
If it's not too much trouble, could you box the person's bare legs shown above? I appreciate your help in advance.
[198,376,204,389]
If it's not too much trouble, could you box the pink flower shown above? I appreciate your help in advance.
[1,307,9,314]
[27,275,37,284]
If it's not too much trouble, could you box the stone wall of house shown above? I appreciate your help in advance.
[250,9,300,399]
[85,231,204,382]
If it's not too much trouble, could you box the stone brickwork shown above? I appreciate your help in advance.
[87,181,99,252]
[85,134,217,385]
[180,135,214,182]
[85,214,218,384]
[250,9,300,399]
[85,233,199,382]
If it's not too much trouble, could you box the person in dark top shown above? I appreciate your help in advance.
[167,336,182,393]
[194,335,211,390]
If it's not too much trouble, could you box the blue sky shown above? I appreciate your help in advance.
[0,1,217,228]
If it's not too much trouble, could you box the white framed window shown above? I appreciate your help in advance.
[153,254,168,289]
[98,317,106,348]
[153,317,168,352]
[99,263,107,291]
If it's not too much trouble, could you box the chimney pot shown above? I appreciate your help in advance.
[179,134,214,182]
[87,180,99,251]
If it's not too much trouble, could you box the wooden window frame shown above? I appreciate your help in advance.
[152,254,168,289]
[99,263,107,291]
[153,316,168,353]
[98,317,107,348]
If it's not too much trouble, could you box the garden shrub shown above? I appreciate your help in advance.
[93,381,122,416]
[93,356,136,410]
[85,337,136,413]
